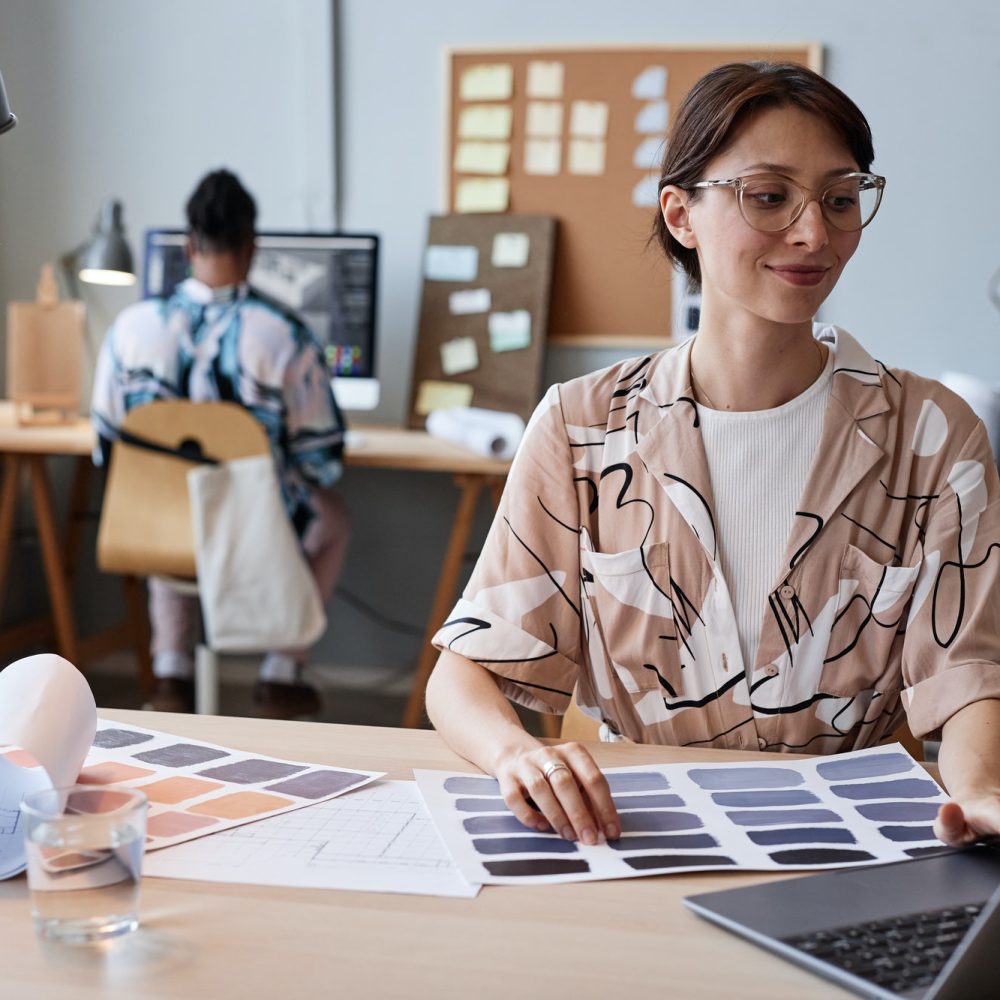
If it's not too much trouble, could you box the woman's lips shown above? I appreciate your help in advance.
[768,265,830,287]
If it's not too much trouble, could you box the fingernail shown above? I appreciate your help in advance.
[536,821,550,833]
[581,827,597,846]
[606,824,619,840]
[561,826,575,841]
[596,831,606,844]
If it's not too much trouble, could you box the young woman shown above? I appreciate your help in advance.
[426,63,1000,851]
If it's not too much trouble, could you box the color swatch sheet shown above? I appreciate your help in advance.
[415,745,949,885]
[81,719,382,850]
[144,780,479,898]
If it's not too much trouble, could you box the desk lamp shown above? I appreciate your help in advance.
[0,69,15,134]
[77,199,136,286]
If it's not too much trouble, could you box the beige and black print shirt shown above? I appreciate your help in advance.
[433,325,1000,754]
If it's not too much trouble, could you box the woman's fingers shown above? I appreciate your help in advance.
[934,801,976,847]
[562,742,620,840]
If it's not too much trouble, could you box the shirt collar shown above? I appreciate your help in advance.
[178,277,249,307]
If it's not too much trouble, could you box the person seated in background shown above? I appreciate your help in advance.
[91,169,350,718]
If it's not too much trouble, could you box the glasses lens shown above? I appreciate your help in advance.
[822,175,881,231]
[738,176,801,232]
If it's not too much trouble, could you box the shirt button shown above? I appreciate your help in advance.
[765,665,779,677]
[757,737,767,750]
[779,585,795,600]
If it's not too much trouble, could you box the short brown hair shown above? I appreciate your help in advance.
[653,62,875,289]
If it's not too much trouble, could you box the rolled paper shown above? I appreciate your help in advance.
[426,406,526,460]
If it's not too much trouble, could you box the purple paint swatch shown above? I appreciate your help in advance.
[711,789,819,808]
[726,808,842,827]
[748,827,857,846]
[264,770,366,799]
[472,837,578,855]
[878,825,937,843]
[816,752,912,782]
[463,814,535,835]
[619,811,703,833]
[830,778,940,801]
[905,846,951,859]
[133,743,229,767]
[613,793,685,810]
[608,833,718,851]
[623,854,735,871]
[198,759,307,784]
[483,858,590,877]
[854,801,940,822]
[444,776,501,795]
[606,772,670,792]
[454,798,511,812]
[769,848,876,865]
[93,728,155,749]
[688,767,804,790]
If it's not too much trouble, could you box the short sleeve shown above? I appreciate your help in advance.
[90,323,123,466]
[432,385,584,715]
[901,420,1000,739]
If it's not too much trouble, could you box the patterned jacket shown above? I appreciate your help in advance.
[433,325,1000,753]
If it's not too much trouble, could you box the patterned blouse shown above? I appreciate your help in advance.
[433,325,1000,754]
[91,278,346,537]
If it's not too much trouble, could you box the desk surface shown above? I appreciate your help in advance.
[1,711,847,999]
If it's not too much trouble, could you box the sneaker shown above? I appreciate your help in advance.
[251,679,321,720]
[145,677,195,714]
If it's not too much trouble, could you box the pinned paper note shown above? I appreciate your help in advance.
[526,102,563,138]
[524,139,561,176]
[416,380,474,415]
[632,65,668,100]
[632,174,660,208]
[635,101,669,134]
[440,337,480,376]
[526,61,563,99]
[454,141,511,175]
[460,64,513,102]
[570,101,609,138]
[569,139,605,176]
[425,245,478,282]
[488,310,532,352]
[458,105,513,141]
[449,288,491,315]
[491,233,530,269]
[633,136,665,171]
[455,178,509,213]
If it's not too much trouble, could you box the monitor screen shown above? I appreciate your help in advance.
[143,230,380,403]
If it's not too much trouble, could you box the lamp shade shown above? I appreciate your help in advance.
[79,199,135,285]
[0,70,15,134]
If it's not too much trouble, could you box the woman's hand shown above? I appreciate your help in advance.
[934,796,1000,848]
[493,741,620,845]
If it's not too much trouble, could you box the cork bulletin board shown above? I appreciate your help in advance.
[446,44,821,347]
[407,213,556,429]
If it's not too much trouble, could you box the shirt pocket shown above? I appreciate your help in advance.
[580,540,679,695]
[820,543,922,697]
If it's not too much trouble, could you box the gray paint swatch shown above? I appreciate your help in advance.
[483,858,590,877]
[93,728,155,749]
[133,743,229,767]
[198,759,307,784]
[472,837,578,855]
[711,789,819,808]
[816,752,913,781]
[606,772,670,792]
[748,827,857,846]
[624,854,735,871]
[444,776,501,795]
[878,824,937,843]
[768,847,876,865]
[726,808,842,827]
[906,846,951,859]
[688,767,804,790]
[463,814,534,835]
[454,797,511,812]
[619,811,703,833]
[854,801,941,822]
[613,793,685,810]
[830,778,941,800]
[264,770,366,799]
[608,833,718,851]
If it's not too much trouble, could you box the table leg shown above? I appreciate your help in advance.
[0,454,22,604]
[64,457,92,582]
[27,454,80,666]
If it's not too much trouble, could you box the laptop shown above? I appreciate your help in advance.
[684,846,1000,999]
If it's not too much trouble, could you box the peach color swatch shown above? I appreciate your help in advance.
[188,791,294,820]
[139,776,225,805]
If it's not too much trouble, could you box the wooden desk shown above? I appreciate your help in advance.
[0,711,846,999]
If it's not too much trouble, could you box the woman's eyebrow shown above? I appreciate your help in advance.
[738,161,861,178]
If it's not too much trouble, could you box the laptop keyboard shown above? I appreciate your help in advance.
[780,902,985,994]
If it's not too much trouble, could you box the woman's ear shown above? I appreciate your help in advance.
[660,185,697,249]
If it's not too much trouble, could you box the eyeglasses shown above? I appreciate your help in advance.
[687,171,886,233]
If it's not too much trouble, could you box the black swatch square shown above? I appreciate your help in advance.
[133,743,230,767]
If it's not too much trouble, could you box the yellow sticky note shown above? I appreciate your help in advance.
[568,139,605,176]
[524,139,561,176]
[454,141,511,175]
[526,102,563,138]
[526,61,564,99]
[458,105,513,140]
[416,380,474,416]
[455,178,509,213]
[460,64,513,101]
[569,100,609,139]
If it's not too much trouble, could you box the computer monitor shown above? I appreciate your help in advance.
[143,229,380,410]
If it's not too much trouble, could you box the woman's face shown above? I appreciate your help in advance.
[665,104,864,331]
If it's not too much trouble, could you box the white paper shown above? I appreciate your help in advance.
[569,101,609,138]
[459,64,513,102]
[455,178,509,213]
[632,65,668,100]
[635,101,669,134]
[568,139,605,176]
[426,407,526,461]
[144,781,479,898]
[488,310,532,352]
[491,233,530,269]
[526,61,563,99]
[525,102,563,138]
[524,139,561,176]
[449,288,492,315]
[416,745,949,886]
[440,336,479,376]
[458,105,513,141]
[453,141,510,176]
[633,136,666,171]
[425,245,478,282]
[632,173,660,208]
